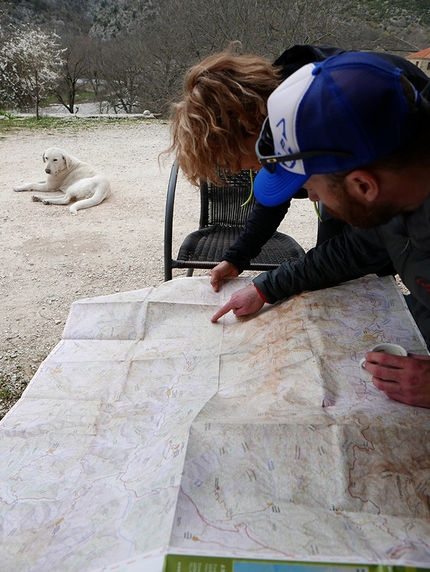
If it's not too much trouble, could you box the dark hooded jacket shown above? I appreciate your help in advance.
[253,198,430,347]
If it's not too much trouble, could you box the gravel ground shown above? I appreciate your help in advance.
[0,119,318,419]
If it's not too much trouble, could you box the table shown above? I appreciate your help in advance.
[1,275,429,572]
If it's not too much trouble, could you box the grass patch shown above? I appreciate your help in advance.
[0,114,163,135]
[0,380,26,401]
[0,116,73,132]
[0,369,28,420]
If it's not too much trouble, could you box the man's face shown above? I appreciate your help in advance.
[303,174,402,228]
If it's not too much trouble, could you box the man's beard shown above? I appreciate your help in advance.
[324,180,402,229]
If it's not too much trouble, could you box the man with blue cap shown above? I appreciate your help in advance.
[211,51,430,408]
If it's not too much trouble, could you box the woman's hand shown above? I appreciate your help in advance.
[209,261,239,292]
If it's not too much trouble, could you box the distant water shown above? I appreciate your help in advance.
[42,102,114,116]
[9,102,153,118]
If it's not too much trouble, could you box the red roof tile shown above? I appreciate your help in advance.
[406,47,430,59]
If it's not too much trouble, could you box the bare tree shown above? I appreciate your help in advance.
[130,0,386,116]
[54,35,93,114]
[84,0,419,118]
[148,0,363,60]
[86,0,347,117]
[91,35,149,113]
[0,25,65,119]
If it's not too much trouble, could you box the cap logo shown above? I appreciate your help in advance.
[275,118,296,169]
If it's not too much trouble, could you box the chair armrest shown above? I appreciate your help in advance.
[164,161,179,281]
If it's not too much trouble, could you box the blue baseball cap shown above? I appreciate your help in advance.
[254,52,423,207]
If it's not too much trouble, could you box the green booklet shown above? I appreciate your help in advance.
[164,555,430,572]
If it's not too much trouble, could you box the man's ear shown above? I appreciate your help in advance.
[344,170,379,203]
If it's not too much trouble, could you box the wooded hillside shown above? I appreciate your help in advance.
[1,0,429,116]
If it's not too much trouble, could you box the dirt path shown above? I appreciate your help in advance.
[0,120,317,417]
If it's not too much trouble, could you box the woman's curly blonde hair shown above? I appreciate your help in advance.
[166,50,282,186]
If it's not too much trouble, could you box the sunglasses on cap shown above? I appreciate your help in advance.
[256,117,354,174]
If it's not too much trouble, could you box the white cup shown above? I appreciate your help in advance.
[359,343,408,370]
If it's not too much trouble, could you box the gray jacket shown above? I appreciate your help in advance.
[254,195,430,346]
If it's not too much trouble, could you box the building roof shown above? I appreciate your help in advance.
[406,47,430,60]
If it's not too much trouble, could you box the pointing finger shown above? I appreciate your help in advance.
[211,301,234,323]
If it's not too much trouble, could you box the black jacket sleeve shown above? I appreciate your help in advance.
[253,226,392,303]
[222,199,292,272]
[275,45,430,93]
[274,45,347,77]
[370,52,430,93]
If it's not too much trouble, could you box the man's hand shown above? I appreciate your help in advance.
[209,261,239,292]
[362,352,430,408]
[211,284,265,322]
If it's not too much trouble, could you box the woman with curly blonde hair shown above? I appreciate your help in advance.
[168,49,282,186]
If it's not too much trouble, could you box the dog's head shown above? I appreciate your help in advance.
[43,147,69,175]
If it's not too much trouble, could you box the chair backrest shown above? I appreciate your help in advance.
[199,170,258,229]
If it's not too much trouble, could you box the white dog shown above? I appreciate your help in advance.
[14,147,111,215]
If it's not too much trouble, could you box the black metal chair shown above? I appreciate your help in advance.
[164,161,305,281]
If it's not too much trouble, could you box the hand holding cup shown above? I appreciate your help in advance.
[359,343,407,370]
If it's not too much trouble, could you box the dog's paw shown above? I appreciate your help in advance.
[69,207,78,215]
[14,186,26,192]
[32,195,42,202]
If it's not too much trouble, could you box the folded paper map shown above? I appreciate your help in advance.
[1,276,429,572]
